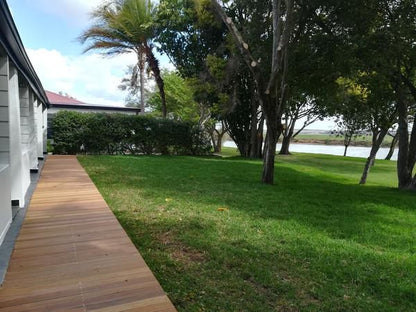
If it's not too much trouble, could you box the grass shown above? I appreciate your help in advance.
[78,150,415,312]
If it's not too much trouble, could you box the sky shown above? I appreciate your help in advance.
[6,0,334,129]
[6,0,170,106]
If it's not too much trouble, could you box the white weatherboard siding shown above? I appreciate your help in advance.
[0,56,9,164]
[0,165,11,246]
[42,107,47,154]
[9,65,28,207]
[0,55,12,245]
[20,87,38,170]
[35,98,43,157]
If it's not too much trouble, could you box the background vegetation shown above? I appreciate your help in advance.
[51,111,210,155]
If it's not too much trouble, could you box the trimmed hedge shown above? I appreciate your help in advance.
[51,111,211,155]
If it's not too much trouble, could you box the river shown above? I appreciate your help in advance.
[223,141,398,161]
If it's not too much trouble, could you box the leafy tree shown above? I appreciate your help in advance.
[356,72,397,184]
[79,0,167,117]
[332,77,368,157]
[147,70,200,122]
[211,0,296,184]
[350,0,416,189]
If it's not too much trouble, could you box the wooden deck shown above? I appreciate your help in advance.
[0,155,177,312]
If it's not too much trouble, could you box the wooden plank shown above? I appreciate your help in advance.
[0,155,177,312]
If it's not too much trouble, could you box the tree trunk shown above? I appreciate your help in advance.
[215,132,224,153]
[396,87,413,189]
[143,43,167,118]
[385,133,398,160]
[262,127,278,184]
[138,52,146,115]
[279,134,291,155]
[343,134,353,157]
[256,115,264,158]
[343,145,348,157]
[210,130,218,153]
[359,129,388,184]
[249,97,260,158]
[279,120,295,155]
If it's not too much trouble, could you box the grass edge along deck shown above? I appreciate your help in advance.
[0,155,177,312]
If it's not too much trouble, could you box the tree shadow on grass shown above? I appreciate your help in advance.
[80,155,416,254]
[79,155,416,311]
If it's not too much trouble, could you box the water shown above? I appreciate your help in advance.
[223,141,398,161]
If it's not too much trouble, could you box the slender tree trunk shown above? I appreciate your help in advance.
[279,135,291,155]
[215,132,224,153]
[385,133,398,160]
[262,127,278,184]
[396,88,412,189]
[256,115,264,158]
[143,43,167,118]
[138,52,146,115]
[279,120,295,155]
[249,97,260,158]
[360,129,388,184]
[343,135,352,157]
[210,130,218,153]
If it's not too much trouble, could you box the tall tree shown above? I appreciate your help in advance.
[79,0,167,117]
[211,0,295,184]
[354,0,416,189]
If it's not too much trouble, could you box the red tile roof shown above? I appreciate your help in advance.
[46,91,85,105]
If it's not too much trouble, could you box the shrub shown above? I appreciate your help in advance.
[51,111,211,155]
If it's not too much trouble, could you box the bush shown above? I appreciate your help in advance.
[51,111,211,156]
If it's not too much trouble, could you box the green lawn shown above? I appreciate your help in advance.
[78,151,415,312]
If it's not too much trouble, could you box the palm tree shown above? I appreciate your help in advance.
[79,0,167,117]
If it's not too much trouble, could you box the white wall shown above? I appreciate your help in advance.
[0,55,9,164]
[0,55,12,246]
[42,106,47,154]
[34,97,43,157]
[9,65,28,207]
[20,87,38,170]
[0,165,11,246]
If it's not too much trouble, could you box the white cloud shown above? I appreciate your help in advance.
[27,48,137,106]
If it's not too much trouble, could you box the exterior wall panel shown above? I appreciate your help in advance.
[9,65,28,207]
[0,55,11,246]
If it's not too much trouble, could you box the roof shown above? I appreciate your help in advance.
[0,1,49,106]
[46,90,141,113]
[46,91,86,105]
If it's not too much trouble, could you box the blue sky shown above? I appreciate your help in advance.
[8,0,86,55]
[6,0,169,106]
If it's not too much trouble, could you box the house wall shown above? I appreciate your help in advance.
[20,87,38,170]
[0,55,12,246]
[34,97,43,157]
[42,106,47,154]
[9,65,28,207]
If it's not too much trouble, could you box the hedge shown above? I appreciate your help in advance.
[51,111,211,155]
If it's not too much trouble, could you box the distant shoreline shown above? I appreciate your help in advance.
[290,138,388,148]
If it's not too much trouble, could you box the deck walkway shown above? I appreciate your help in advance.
[0,155,177,312]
